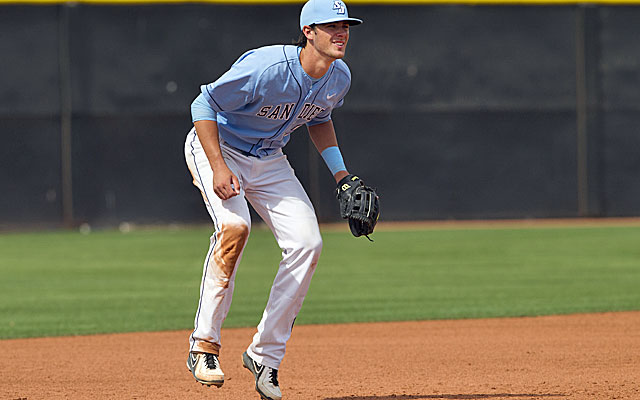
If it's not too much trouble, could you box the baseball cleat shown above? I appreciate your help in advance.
[186,352,224,387]
[242,351,282,400]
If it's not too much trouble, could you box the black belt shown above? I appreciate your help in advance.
[237,148,259,158]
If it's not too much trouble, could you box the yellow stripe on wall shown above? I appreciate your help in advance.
[4,0,640,5]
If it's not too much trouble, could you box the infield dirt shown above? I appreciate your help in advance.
[2,311,639,400]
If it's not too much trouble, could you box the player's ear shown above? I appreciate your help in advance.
[302,25,315,40]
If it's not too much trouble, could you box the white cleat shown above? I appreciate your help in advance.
[242,351,282,400]
[186,352,224,387]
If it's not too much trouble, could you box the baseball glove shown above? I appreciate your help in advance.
[336,174,380,240]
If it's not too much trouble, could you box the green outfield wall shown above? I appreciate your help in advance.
[2,3,640,228]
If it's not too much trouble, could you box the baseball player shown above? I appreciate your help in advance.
[184,1,370,399]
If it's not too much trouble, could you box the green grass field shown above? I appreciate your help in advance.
[1,223,639,339]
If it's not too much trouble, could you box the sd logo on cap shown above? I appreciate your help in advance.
[299,0,364,31]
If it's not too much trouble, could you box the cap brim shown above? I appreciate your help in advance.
[307,17,363,27]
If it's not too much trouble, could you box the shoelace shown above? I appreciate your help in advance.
[204,353,218,370]
[269,368,279,387]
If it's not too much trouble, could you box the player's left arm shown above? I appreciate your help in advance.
[308,120,349,183]
[309,120,380,239]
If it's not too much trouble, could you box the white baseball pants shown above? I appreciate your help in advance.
[184,127,322,369]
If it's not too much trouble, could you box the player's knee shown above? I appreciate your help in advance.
[212,222,250,284]
[297,234,322,275]
[297,232,323,257]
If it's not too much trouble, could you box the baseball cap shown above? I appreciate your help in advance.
[299,0,363,31]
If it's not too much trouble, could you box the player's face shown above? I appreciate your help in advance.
[311,21,350,60]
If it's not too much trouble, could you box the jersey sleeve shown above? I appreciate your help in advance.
[306,108,333,126]
[191,93,217,123]
[200,50,260,113]
[306,96,345,127]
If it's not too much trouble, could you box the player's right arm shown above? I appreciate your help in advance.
[192,51,262,199]
[192,95,240,200]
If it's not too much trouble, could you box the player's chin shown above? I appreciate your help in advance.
[332,49,347,59]
[332,43,347,56]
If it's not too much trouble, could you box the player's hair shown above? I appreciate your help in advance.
[293,25,315,48]
[293,33,307,47]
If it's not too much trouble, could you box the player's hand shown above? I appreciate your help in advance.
[213,165,240,200]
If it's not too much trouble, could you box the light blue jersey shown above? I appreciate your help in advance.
[194,45,352,157]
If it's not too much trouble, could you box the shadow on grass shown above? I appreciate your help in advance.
[324,394,567,400]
